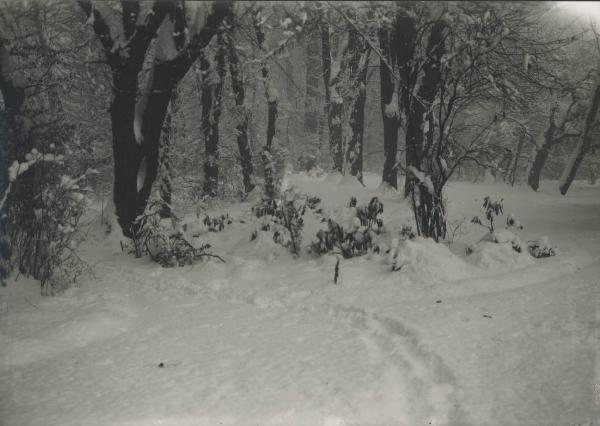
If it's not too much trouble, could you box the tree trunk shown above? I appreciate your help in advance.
[346,32,370,182]
[559,73,600,195]
[509,135,526,186]
[406,20,447,241]
[527,145,550,191]
[80,1,230,236]
[379,26,399,189]
[412,185,447,243]
[227,30,255,194]
[406,20,444,194]
[200,39,225,198]
[304,32,321,140]
[111,72,143,236]
[159,90,178,218]
[320,19,345,174]
[0,40,26,282]
[255,13,278,199]
[394,12,417,196]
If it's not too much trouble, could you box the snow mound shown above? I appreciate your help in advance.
[468,241,534,271]
[375,182,400,198]
[337,174,364,188]
[232,230,289,262]
[389,237,475,283]
[322,172,343,184]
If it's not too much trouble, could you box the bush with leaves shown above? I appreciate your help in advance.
[471,196,525,253]
[131,201,224,268]
[312,196,385,259]
[527,237,557,258]
[202,213,232,232]
[251,189,307,255]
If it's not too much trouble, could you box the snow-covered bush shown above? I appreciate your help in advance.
[470,196,525,254]
[471,196,504,233]
[296,152,318,171]
[131,201,223,267]
[311,196,384,259]
[202,213,232,232]
[527,237,557,258]
[5,152,91,293]
[386,237,475,279]
[252,189,306,255]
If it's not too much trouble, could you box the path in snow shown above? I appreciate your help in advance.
[1,177,599,425]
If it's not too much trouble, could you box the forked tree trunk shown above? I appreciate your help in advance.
[78,1,170,236]
[79,1,231,236]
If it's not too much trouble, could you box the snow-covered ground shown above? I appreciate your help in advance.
[1,173,599,426]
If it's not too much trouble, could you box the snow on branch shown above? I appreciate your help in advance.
[0,150,64,211]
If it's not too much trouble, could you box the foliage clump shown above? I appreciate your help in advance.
[527,237,557,258]
[252,189,306,255]
[203,213,232,232]
[312,196,385,259]
[471,196,525,253]
[131,201,223,268]
[4,152,91,293]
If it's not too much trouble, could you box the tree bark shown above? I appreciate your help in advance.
[320,19,344,174]
[509,134,526,186]
[0,40,26,281]
[255,12,278,199]
[379,25,399,189]
[201,37,225,198]
[159,89,178,218]
[406,19,447,241]
[304,31,321,139]
[392,12,417,196]
[405,20,444,196]
[527,145,549,191]
[226,27,255,194]
[346,31,370,182]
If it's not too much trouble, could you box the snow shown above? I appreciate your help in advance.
[1,173,599,425]
[136,156,147,192]
[384,92,399,118]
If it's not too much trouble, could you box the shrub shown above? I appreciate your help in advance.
[203,213,232,232]
[312,196,384,259]
[251,189,306,255]
[471,196,504,233]
[471,196,524,254]
[131,201,224,267]
[5,152,91,293]
[527,237,557,258]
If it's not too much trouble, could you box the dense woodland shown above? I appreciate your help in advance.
[1,0,599,289]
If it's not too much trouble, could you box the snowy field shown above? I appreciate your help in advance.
[1,173,599,426]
